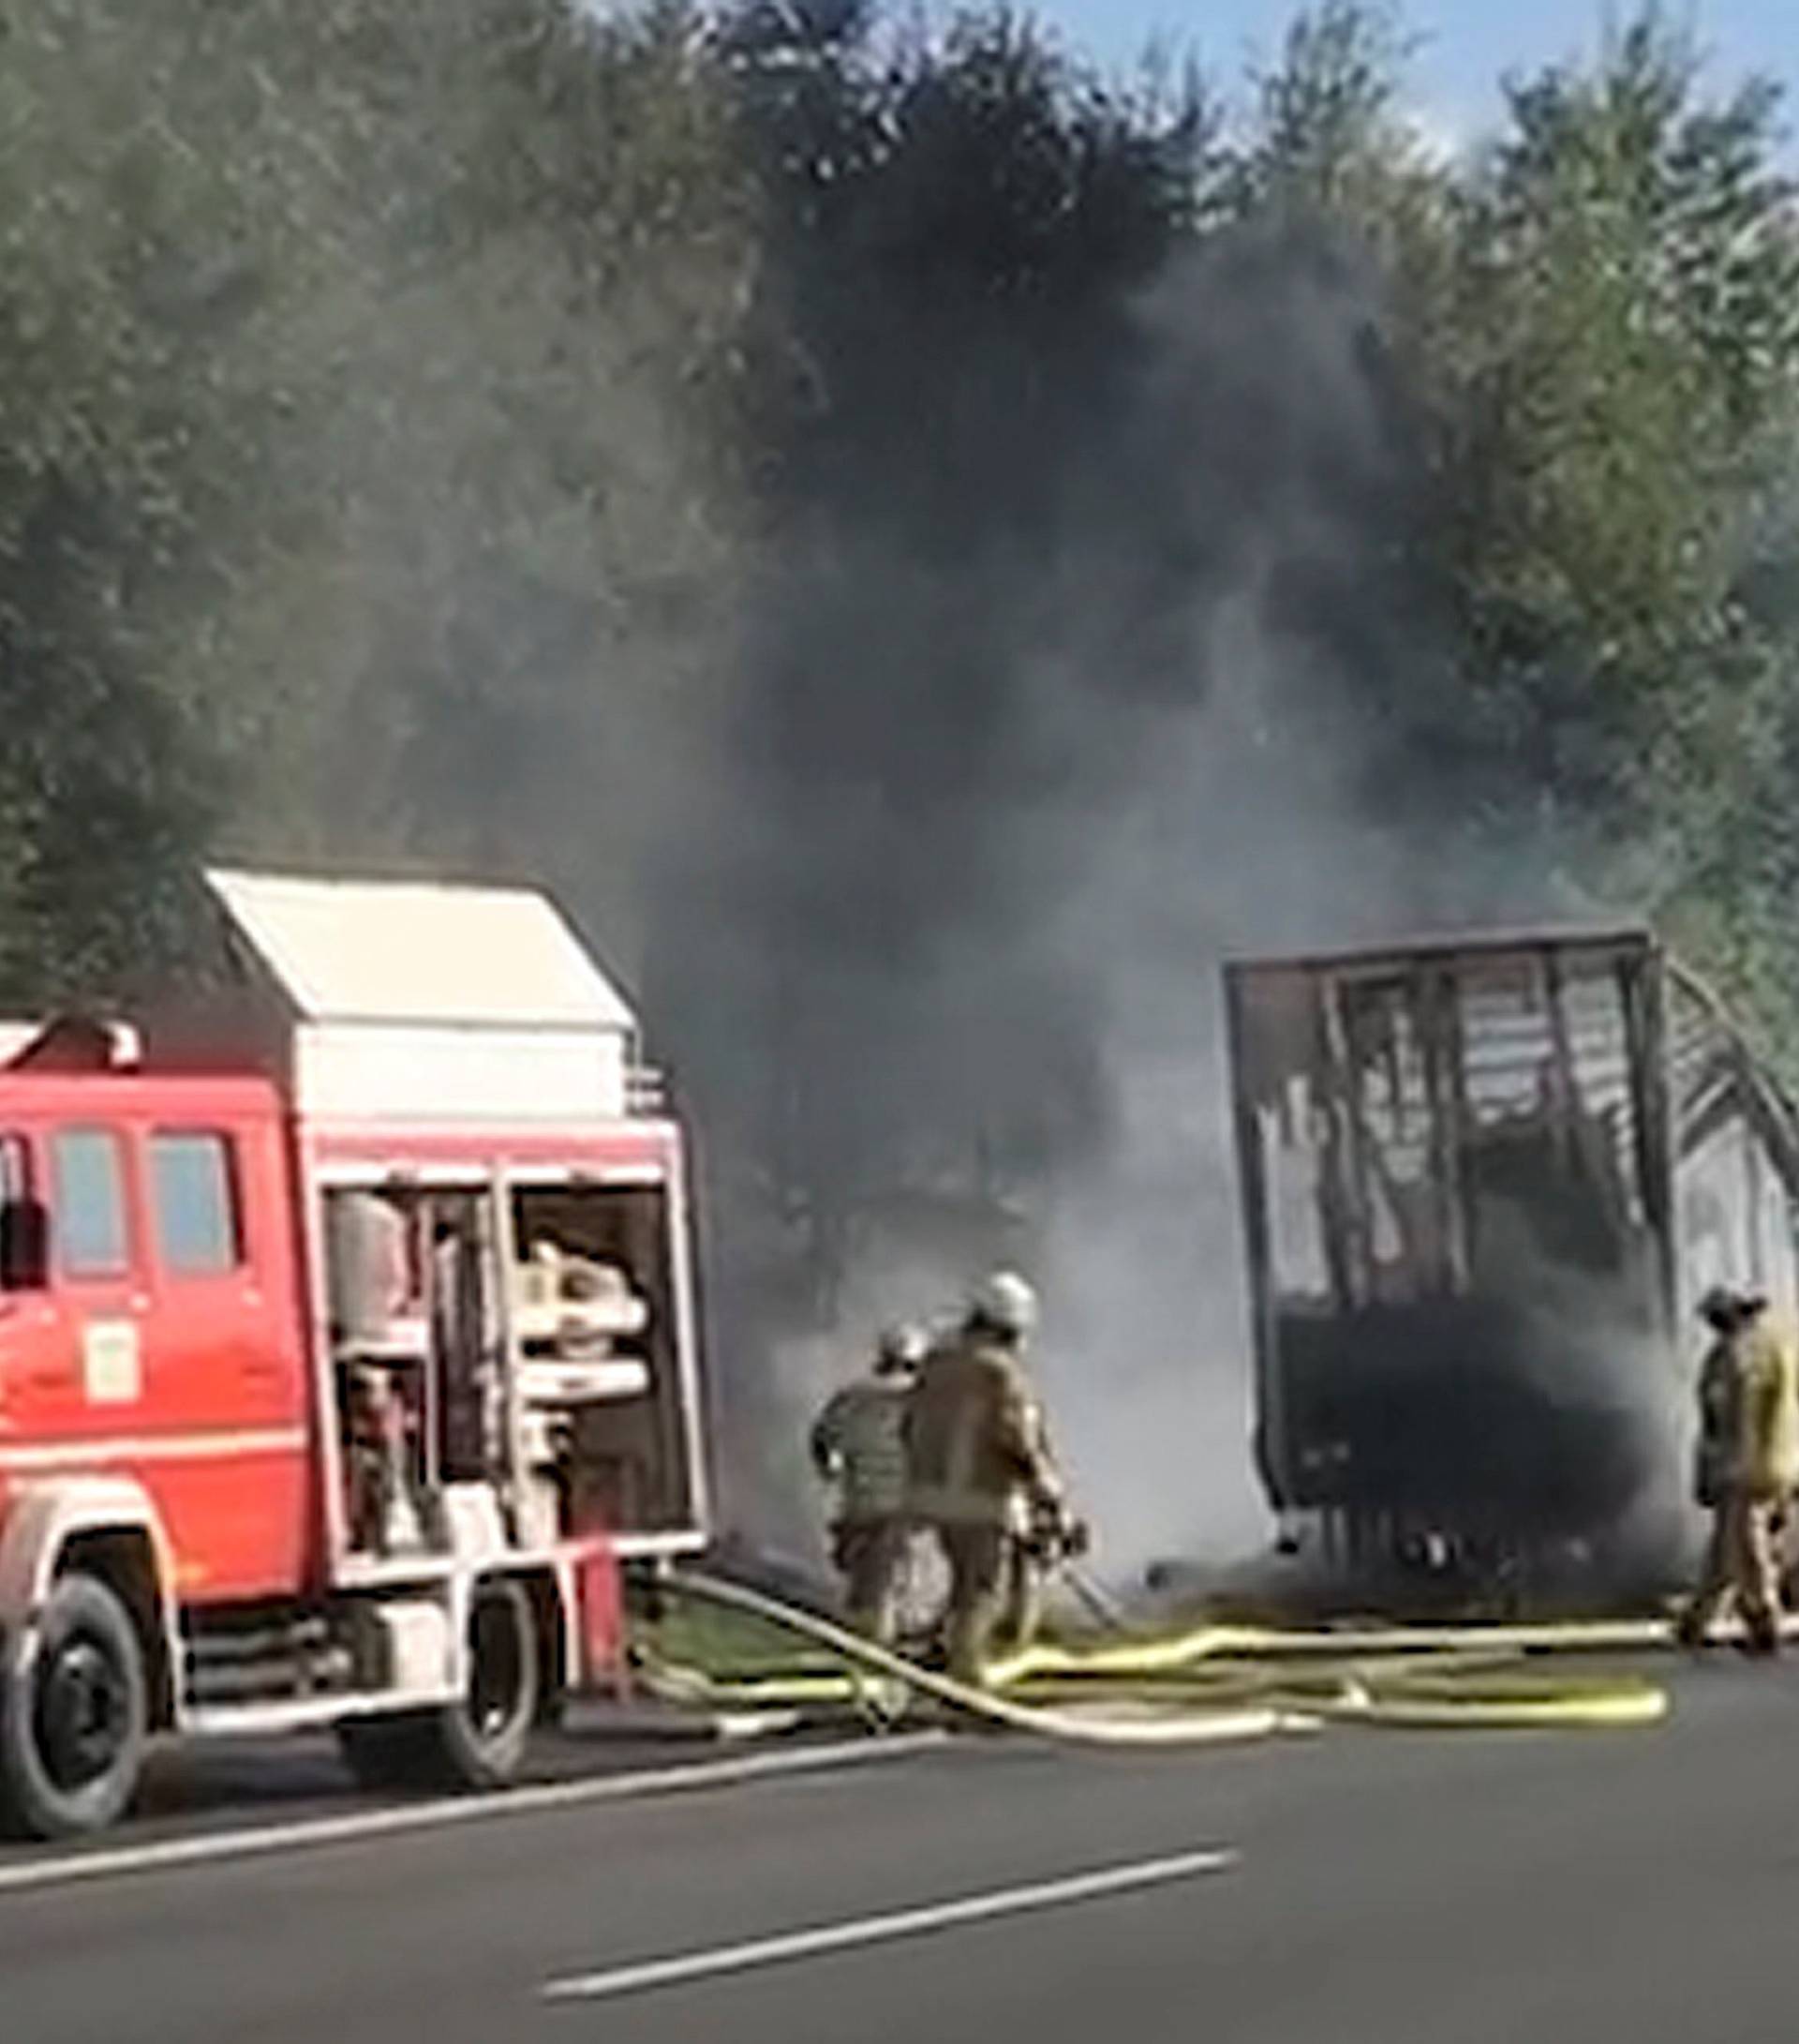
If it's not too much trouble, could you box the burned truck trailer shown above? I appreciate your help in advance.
[1224,926,1799,1576]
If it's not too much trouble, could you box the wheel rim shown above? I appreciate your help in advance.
[35,1635,130,1793]
[467,1593,528,1744]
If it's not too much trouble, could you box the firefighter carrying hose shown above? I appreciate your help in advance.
[810,1323,927,1644]
[904,1271,1076,1687]
[1677,1286,1799,1655]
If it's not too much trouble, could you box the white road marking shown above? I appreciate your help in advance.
[540,1845,1240,2004]
[0,1732,947,1896]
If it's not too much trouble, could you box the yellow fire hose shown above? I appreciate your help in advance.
[656,1571,1671,1740]
[663,1571,1305,1745]
[984,1616,1682,1684]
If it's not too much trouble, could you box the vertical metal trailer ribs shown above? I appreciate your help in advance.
[1225,926,1799,1584]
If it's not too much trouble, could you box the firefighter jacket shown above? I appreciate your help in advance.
[810,1376,912,1524]
[903,1334,1059,1529]
[1694,1337,1734,1509]
[1696,1316,1799,1503]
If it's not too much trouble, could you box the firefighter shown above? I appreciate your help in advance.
[904,1270,1065,1688]
[810,1323,926,1645]
[1677,1286,1799,1655]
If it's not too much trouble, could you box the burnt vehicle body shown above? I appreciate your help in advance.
[1224,927,1799,1583]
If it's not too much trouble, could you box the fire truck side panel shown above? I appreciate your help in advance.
[0,1077,313,1605]
[308,1116,709,1555]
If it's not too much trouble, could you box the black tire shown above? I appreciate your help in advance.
[335,1577,539,1797]
[439,1576,539,1787]
[0,1573,148,1840]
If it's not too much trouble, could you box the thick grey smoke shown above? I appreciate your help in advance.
[655,225,1567,1577]
[122,4,1643,1584]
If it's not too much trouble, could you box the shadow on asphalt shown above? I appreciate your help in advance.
[0,1702,851,1865]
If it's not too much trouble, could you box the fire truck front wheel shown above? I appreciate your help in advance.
[0,1574,148,1840]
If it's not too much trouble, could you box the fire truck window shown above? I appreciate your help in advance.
[0,1137,25,1206]
[51,1128,130,1278]
[0,1135,47,1291]
[150,1132,241,1276]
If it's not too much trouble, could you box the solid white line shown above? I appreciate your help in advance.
[540,1845,1239,2004]
[0,1733,946,1896]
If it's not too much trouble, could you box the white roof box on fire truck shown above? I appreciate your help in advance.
[186,868,642,1126]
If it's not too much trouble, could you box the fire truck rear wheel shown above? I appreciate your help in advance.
[439,1575,539,1787]
[336,1577,539,1795]
[0,1573,148,1840]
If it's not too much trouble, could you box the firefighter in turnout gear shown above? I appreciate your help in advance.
[1678,1287,1799,1655]
[810,1323,926,1644]
[904,1271,1065,1687]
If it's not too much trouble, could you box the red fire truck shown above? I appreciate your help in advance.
[0,870,709,1838]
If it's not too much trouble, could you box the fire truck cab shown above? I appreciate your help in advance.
[0,870,708,1838]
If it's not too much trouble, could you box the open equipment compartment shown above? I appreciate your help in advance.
[0,866,713,1842]
[509,1171,695,1540]
[175,868,711,1574]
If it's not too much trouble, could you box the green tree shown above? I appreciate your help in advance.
[1421,11,1799,1052]
[0,0,764,996]
[0,0,242,1000]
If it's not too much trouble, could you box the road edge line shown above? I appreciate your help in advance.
[0,1732,948,1895]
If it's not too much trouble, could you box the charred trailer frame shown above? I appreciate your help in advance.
[1224,928,1799,1582]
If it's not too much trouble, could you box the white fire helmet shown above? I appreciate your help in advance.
[968,1268,1038,1340]
[876,1322,927,1372]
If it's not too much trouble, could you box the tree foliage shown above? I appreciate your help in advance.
[3,0,1799,1136]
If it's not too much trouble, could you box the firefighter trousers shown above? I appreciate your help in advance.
[928,1522,1004,1687]
[929,1523,1043,1686]
[1685,1491,1783,1647]
[831,1517,909,1647]
[993,1539,1044,1657]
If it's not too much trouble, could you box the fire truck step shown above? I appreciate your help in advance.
[183,1649,356,1709]
[180,1613,354,1710]
[183,1618,333,1665]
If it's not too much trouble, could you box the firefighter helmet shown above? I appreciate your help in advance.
[876,1322,927,1374]
[1697,1285,1735,1329]
[968,1269,1038,1340]
[1698,1285,1767,1332]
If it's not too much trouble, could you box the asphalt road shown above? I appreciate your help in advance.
[1,1656,1796,2043]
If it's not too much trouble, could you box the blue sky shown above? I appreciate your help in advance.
[1027,2,1794,149]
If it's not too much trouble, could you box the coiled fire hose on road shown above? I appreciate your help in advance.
[646,1570,1672,1743]
[655,1571,1301,1745]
